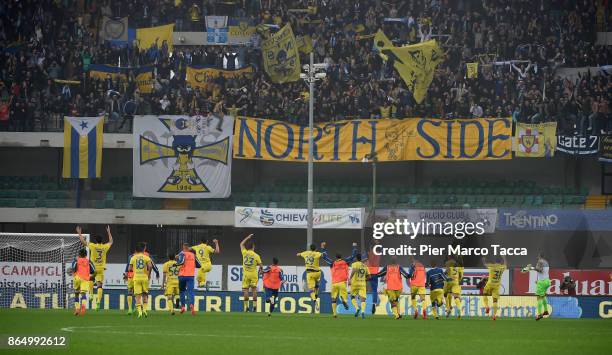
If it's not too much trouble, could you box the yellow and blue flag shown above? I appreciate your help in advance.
[62,116,104,178]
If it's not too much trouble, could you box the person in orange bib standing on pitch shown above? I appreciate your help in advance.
[407,257,427,319]
[262,257,284,316]
[321,241,359,318]
[376,257,410,319]
[71,248,95,316]
[176,243,201,315]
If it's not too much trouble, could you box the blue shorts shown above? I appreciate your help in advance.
[264,287,279,300]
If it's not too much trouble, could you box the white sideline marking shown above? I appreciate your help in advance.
[60,325,386,341]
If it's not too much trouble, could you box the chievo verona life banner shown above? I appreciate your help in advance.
[133,115,233,198]
[233,117,512,162]
[234,207,364,229]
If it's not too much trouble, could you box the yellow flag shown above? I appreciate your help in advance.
[466,62,478,78]
[373,30,444,103]
[296,35,313,54]
[135,67,154,94]
[136,24,175,52]
[515,122,557,158]
[261,24,300,83]
[186,66,253,90]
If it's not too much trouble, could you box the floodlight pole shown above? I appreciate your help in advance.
[302,53,326,248]
[307,52,314,248]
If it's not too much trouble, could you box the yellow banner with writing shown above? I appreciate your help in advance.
[233,117,512,162]
[374,30,444,103]
[261,24,300,83]
[186,66,254,90]
[466,62,478,78]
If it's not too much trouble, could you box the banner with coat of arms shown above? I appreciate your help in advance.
[133,115,233,198]
[261,24,300,83]
[100,17,128,42]
[514,122,557,157]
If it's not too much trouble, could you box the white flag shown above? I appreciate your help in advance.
[133,115,233,198]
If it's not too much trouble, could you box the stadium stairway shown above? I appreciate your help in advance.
[584,195,610,209]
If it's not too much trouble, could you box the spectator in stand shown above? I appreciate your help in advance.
[0,0,609,134]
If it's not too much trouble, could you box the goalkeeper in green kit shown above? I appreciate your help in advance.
[522,253,551,321]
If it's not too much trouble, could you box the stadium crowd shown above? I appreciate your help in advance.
[0,0,610,135]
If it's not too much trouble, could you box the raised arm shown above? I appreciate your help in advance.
[376,266,388,278]
[213,239,220,254]
[240,234,253,251]
[76,226,87,246]
[343,243,359,263]
[400,266,410,278]
[319,242,334,265]
[106,225,113,246]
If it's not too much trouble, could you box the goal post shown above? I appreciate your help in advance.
[0,233,88,309]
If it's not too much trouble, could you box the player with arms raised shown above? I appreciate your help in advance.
[297,243,323,312]
[348,254,370,319]
[162,253,180,315]
[128,242,153,318]
[192,238,220,289]
[240,234,262,312]
[444,254,464,318]
[523,253,551,321]
[77,225,113,310]
[482,255,506,320]
[321,241,358,318]
[70,249,95,316]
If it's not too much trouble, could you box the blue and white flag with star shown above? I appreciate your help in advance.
[62,116,104,178]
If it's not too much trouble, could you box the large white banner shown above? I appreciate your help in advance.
[234,207,364,229]
[0,262,63,289]
[133,115,233,198]
[375,209,497,234]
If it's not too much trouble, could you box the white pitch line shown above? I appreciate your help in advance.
[60,325,386,342]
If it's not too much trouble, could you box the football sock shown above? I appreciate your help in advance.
[541,297,548,312]
[392,305,398,317]
[74,294,79,310]
[360,301,366,314]
[243,299,249,311]
[269,298,275,313]
[97,288,103,308]
[446,294,452,309]
[331,303,337,316]
[493,301,498,317]
[352,298,359,310]
[167,297,174,312]
[310,291,316,300]
[537,299,543,315]
[455,297,462,310]
[137,304,142,316]
[127,295,133,312]
[483,296,489,308]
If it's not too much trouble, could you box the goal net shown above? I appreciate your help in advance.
[0,233,87,309]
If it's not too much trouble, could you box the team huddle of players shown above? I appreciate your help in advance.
[70,229,551,320]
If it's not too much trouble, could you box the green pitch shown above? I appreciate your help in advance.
[0,309,610,354]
